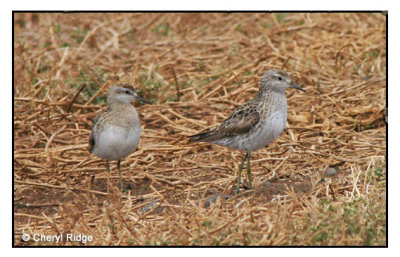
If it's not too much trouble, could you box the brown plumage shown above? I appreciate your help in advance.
[188,102,260,142]
[89,107,110,153]
[188,69,306,194]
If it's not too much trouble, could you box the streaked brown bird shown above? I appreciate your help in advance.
[189,69,305,194]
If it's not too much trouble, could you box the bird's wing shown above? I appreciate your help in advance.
[88,130,96,153]
[189,104,260,142]
[88,110,106,153]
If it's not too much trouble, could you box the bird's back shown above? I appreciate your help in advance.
[189,90,287,152]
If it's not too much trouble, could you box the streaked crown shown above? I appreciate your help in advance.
[259,69,305,93]
[108,84,151,105]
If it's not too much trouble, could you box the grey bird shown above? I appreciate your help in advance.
[89,84,151,190]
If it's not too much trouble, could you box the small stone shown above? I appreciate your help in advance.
[325,167,337,177]
[263,180,273,186]
[140,200,159,214]
[203,193,231,208]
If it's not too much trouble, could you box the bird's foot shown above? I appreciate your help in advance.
[235,181,253,194]
[241,181,251,190]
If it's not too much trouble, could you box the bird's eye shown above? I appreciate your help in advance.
[125,90,132,95]
[277,76,282,81]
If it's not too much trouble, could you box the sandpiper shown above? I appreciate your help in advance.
[89,84,151,190]
[189,69,305,194]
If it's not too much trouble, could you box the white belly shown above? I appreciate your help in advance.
[93,126,141,160]
[245,110,287,151]
[216,110,286,152]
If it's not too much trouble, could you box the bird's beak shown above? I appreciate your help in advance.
[290,82,306,92]
[136,95,152,104]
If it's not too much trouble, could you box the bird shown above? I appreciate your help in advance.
[89,84,151,190]
[188,69,305,194]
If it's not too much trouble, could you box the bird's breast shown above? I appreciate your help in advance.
[93,125,141,160]
[238,109,287,152]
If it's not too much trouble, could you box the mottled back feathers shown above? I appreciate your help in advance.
[89,107,111,153]
[188,102,260,142]
[188,69,303,146]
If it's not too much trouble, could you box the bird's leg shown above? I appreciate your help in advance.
[105,160,111,193]
[236,153,248,194]
[246,151,253,190]
[105,160,111,172]
[117,160,123,190]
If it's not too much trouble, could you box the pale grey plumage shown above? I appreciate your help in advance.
[89,84,151,190]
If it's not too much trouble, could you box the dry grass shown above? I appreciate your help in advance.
[13,12,386,246]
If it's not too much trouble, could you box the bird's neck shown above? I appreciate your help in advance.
[255,89,287,112]
[255,88,285,101]
[108,101,135,113]
[107,101,140,127]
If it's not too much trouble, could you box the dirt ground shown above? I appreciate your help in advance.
[13,12,386,246]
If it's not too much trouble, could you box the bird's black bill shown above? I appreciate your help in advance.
[290,82,306,92]
[137,95,152,104]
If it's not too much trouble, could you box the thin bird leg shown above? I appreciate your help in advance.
[117,160,123,190]
[105,160,111,193]
[246,151,253,189]
[105,160,111,172]
[236,153,248,194]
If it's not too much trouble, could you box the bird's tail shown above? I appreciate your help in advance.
[187,132,209,143]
